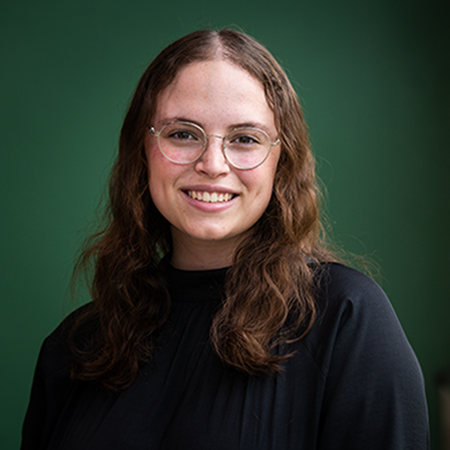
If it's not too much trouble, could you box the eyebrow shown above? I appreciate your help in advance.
[227,122,268,130]
[158,117,271,132]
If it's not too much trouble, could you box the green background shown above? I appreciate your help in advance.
[1,0,448,448]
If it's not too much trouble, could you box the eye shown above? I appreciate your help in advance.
[233,134,259,145]
[227,129,266,149]
[161,123,204,146]
[168,130,198,141]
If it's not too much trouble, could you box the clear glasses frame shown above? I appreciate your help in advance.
[148,121,280,170]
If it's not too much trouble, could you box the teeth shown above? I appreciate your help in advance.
[187,191,234,203]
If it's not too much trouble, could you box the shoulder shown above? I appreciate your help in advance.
[304,264,422,384]
[305,263,421,379]
[315,262,386,305]
[301,264,429,448]
[37,303,94,378]
[313,263,397,332]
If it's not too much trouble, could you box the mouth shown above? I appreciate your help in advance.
[185,190,237,203]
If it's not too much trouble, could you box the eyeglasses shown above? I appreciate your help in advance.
[148,121,280,170]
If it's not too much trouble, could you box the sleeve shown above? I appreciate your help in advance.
[21,324,78,450]
[21,342,48,450]
[317,266,429,450]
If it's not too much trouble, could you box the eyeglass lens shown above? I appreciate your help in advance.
[157,122,272,169]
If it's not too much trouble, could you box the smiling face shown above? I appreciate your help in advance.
[144,59,280,270]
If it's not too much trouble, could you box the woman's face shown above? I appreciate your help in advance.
[145,59,280,269]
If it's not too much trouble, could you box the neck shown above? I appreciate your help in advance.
[170,232,241,271]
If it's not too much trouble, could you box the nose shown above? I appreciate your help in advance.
[194,135,230,177]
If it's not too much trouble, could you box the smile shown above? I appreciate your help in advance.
[186,190,236,203]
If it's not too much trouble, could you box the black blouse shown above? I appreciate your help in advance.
[21,263,429,449]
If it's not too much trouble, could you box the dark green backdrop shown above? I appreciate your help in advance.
[1,0,448,448]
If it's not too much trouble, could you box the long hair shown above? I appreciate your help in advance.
[70,29,336,390]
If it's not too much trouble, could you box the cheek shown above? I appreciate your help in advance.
[254,154,280,212]
[251,152,279,197]
[146,142,167,202]
[146,143,185,210]
[240,165,278,220]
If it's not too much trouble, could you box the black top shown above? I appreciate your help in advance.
[21,263,429,449]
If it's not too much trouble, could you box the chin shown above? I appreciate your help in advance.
[181,224,243,244]
[191,230,235,243]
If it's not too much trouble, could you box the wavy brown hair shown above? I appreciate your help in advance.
[69,29,336,390]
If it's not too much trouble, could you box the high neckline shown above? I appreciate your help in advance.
[164,264,229,303]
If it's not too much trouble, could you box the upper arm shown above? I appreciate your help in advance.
[21,330,75,450]
[317,267,429,449]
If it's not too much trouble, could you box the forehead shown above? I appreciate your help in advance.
[153,59,275,131]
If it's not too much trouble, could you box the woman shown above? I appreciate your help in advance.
[21,29,429,449]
